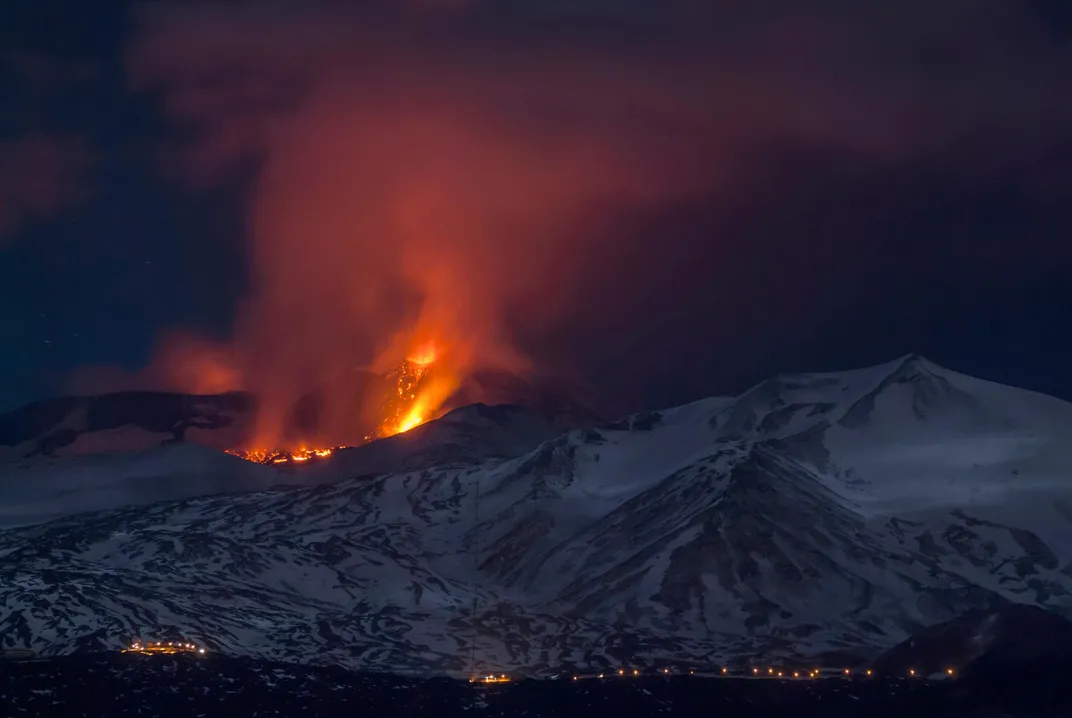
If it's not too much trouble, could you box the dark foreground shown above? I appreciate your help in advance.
[1,653,1069,718]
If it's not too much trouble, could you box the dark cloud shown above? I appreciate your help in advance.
[0,133,93,239]
[116,0,1072,431]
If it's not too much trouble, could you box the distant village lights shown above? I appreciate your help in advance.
[124,640,206,656]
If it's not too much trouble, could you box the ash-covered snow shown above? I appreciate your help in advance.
[1,354,1071,678]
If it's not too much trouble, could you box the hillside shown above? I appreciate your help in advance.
[1,355,1070,676]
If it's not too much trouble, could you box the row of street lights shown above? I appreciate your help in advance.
[566,665,955,681]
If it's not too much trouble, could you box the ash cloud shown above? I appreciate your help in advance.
[123,0,1072,432]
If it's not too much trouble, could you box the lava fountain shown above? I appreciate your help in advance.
[228,339,460,464]
[377,339,459,438]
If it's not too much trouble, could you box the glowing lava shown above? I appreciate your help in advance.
[408,341,437,367]
[379,346,439,437]
[228,340,457,462]
[226,447,336,465]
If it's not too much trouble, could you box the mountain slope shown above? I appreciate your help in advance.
[1,355,1070,675]
[870,603,1072,677]
[0,370,601,464]
[0,443,281,529]
[0,402,579,529]
[0,391,255,462]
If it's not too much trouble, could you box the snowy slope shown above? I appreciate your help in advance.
[0,391,255,462]
[305,403,580,485]
[0,403,573,529]
[0,444,283,528]
[1,355,1071,676]
[0,370,600,464]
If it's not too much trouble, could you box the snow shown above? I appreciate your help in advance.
[821,358,1072,517]
[1,355,1071,675]
[0,443,283,528]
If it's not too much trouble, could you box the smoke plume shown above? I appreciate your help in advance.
[123,0,1072,444]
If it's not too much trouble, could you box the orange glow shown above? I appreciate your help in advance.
[124,640,205,656]
[408,341,438,366]
[226,446,336,464]
[226,338,459,461]
[396,412,424,433]
[229,333,462,461]
[377,341,461,438]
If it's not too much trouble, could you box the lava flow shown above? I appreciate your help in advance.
[225,447,337,465]
[378,344,439,438]
[227,341,452,464]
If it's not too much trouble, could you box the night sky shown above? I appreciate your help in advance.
[2,0,1070,418]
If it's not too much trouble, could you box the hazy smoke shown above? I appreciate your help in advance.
[118,0,1072,442]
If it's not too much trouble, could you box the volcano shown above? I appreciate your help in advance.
[0,367,602,465]
[1,355,1070,676]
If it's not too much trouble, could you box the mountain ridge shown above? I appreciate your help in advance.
[1,354,1070,676]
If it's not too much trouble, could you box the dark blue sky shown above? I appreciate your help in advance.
[1,0,1070,415]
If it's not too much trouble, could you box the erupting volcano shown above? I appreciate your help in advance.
[378,342,441,439]
[227,341,458,465]
[224,447,337,465]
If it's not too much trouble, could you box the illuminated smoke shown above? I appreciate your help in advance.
[126,2,731,448]
[118,1,1072,447]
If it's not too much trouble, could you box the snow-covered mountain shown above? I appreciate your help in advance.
[0,443,279,529]
[0,403,571,529]
[2,355,1071,677]
[0,370,599,463]
[0,391,255,462]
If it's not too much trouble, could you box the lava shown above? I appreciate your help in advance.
[377,347,441,438]
[226,446,337,465]
[408,341,437,367]
[226,342,453,463]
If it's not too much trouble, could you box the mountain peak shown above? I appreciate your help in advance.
[894,352,939,372]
